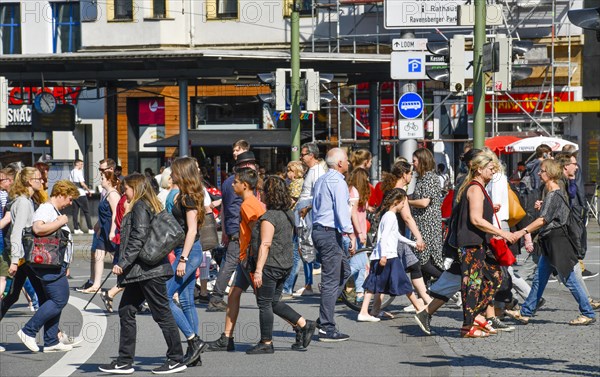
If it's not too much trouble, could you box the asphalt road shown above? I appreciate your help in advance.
[1,223,599,377]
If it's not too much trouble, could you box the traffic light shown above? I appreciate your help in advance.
[257,69,286,111]
[493,35,533,92]
[426,35,465,94]
[305,70,334,112]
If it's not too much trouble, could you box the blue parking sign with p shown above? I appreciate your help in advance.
[408,58,422,73]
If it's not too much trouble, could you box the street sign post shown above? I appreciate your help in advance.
[397,92,424,119]
[398,119,424,140]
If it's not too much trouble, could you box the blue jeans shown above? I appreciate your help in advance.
[344,238,368,294]
[312,226,351,333]
[521,255,595,318]
[167,240,203,339]
[23,278,39,310]
[282,237,301,294]
[22,268,69,347]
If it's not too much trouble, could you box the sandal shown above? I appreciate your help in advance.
[474,318,498,335]
[100,291,113,313]
[461,325,489,338]
[81,286,101,294]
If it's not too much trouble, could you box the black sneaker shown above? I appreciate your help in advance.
[582,269,599,280]
[487,316,515,332]
[207,298,227,312]
[291,326,304,350]
[76,281,93,292]
[292,320,317,350]
[245,342,274,355]
[98,361,134,374]
[318,329,349,342]
[414,310,432,336]
[151,360,187,374]
[207,333,235,351]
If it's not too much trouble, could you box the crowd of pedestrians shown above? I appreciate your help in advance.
[0,138,598,372]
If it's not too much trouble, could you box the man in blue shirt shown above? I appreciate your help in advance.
[311,148,355,342]
[208,140,252,312]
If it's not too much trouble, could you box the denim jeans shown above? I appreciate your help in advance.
[256,265,302,341]
[167,240,203,339]
[1,264,46,320]
[312,226,351,333]
[22,268,69,347]
[282,237,301,294]
[344,238,368,294]
[23,278,39,309]
[212,238,240,299]
[521,254,595,318]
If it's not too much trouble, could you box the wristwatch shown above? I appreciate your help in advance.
[524,228,529,234]
[179,256,189,262]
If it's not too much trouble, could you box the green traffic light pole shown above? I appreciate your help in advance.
[473,0,486,149]
[290,0,301,161]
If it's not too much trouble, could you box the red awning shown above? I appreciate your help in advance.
[485,135,522,154]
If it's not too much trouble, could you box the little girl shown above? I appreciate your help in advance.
[357,188,416,322]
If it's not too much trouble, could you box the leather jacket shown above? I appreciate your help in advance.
[117,200,173,286]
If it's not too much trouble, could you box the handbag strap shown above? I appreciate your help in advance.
[469,180,502,230]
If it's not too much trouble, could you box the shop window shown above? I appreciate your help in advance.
[283,0,312,17]
[152,0,167,18]
[110,0,133,21]
[193,96,261,126]
[206,0,238,19]
[0,3,21,54]
[52,2,81,53]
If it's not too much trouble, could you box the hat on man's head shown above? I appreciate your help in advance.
[235,151,257,166]
[461,148,482,164]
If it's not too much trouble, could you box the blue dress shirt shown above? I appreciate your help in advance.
[311,169,353,234]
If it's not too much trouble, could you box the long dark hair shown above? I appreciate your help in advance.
[171,157,205,228]
[263,176,292,210]
[377,188,407,219]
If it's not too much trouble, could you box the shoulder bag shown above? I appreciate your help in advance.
[557,193,585,259]
[507,183,526,227]
[22,207,70,269]
[200,212,219,251]
[471,181,516,267]
[138,210,185,265]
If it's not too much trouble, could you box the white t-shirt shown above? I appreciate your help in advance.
[69,168,87,196]
[372,211,416,260]
[299,163,327,201]
[32,203,73,264]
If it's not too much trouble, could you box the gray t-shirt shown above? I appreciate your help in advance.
[255,209,295,269]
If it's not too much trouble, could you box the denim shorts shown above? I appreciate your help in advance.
[233,263,252,291]
[429,270,461,300]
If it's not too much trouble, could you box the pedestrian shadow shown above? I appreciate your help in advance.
[402,354,599,376]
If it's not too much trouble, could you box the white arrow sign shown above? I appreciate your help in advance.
[392,38,428,51]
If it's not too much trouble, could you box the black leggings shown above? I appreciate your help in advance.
[405,263,423,280]
[421,259,443,285]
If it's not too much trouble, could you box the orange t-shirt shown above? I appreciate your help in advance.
[239,195,266,261]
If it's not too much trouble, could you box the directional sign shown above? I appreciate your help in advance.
[398,119,424,140]
[392,38,428,51]
[398,92,424,119]
[391,52,427,80]
[385,0,463,29]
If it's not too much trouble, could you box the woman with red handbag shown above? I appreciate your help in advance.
[454,150,519,338]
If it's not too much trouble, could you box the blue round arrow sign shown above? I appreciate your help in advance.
[398,92,424,120]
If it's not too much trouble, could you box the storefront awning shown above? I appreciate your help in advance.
[144,129,296,148]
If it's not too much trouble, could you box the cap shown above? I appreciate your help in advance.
[461,148,482,164]
[235,151,256,166]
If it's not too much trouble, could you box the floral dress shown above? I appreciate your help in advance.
[411,170,443,269]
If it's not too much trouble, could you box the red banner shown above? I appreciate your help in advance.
[356,99,397,139]
[466,92,574,114]
[139,98,165,125]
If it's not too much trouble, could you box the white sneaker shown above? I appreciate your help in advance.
[313,267,322,275]
[59,332,84,347]
[357,314,381,322]
[17,329,39,352]
[0,344,5,352]
[73,229,84,235]
[292,287,315,297]
[403,304,416,313]
[88,230,95,235]
[44,342,73,353]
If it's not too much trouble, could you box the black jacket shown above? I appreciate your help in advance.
[117,200,173,286]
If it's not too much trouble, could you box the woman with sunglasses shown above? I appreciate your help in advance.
[506,159,596,326]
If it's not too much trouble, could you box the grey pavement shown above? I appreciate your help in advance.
[1,223,599,376]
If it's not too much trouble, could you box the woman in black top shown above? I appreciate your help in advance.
[248,176,317,354]
[506,159,596,326]
[455,150,518,338]
[98,174,186,375]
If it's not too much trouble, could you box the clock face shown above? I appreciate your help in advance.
[36,92,57,114]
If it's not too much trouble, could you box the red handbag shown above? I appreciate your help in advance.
[470,181,516,267]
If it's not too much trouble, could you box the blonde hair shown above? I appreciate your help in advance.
[350,149,372,170]
[9,167,38,200]
[541,159,563,181]
[51,180,80,199]
[287,160,304,179]
[455,149,499,203]
[123,173,163,215]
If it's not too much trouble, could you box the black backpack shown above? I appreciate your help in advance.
[557,193,585,259]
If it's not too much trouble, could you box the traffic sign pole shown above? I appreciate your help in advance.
[473,0,486,149]
[291,0,301,161]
